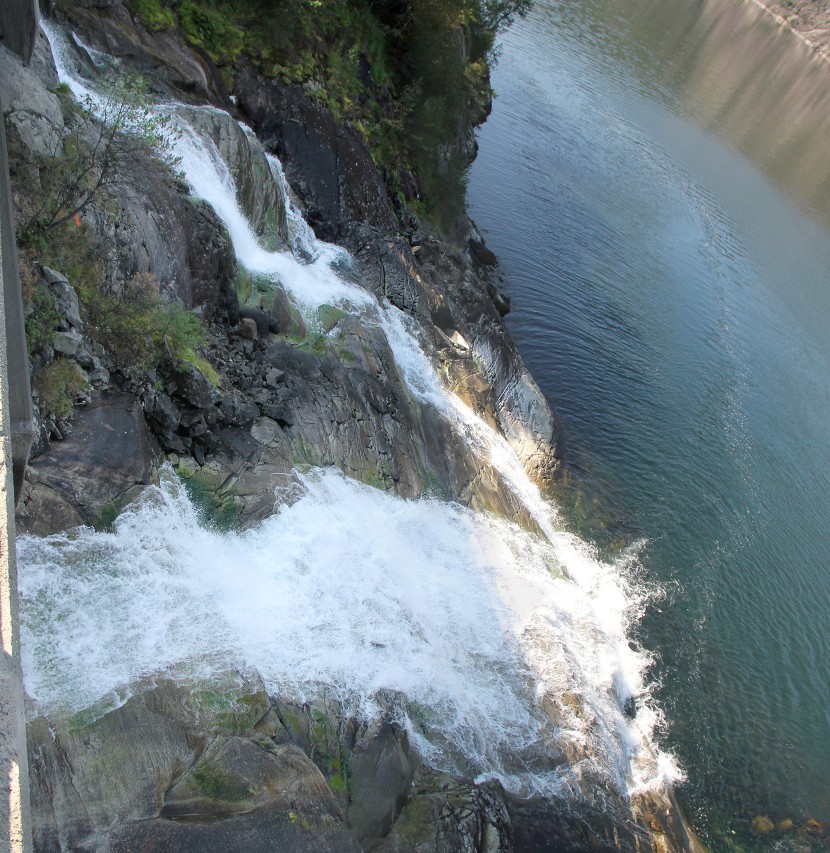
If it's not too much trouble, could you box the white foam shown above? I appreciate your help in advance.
[266,152,325,260]
[170,117,368,312]
[42,21,367,314]
[18,470,676,794]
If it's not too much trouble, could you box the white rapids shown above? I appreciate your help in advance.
[25,18,684,800]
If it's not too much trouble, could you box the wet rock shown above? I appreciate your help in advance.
[347,716,414,844]
[776,818,795,833]
[378,775,511,853]
[234,69,396,246]
[16,393,157,534]
[177,105,288,244]
[505,791,622,852]
[14,479,83,535]
[269,286,306,336]
[27,671,364,853]
[802,818,826,836]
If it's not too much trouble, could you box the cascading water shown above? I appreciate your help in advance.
[27,19,683,801]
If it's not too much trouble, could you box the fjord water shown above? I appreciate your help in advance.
[467,0,830,843]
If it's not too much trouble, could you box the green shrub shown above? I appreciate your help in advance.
[176,0,244,63]
[80,273,207,377]
[25,283,62,355]
[129,0,177,31]
[35,358,89,419]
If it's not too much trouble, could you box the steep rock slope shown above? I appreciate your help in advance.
[3,4,701,851]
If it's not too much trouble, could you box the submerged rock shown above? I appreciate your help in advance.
[750,815,775,837]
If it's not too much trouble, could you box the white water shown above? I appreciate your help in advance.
[29,20,683,798]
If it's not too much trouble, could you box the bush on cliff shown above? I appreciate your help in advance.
[9,71,209,388]
[19,73,177,242]
[79,270,207,377]
[34,358,89,420]
[125,0,529,229]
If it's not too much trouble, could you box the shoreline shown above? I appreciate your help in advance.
[745,0,830,61]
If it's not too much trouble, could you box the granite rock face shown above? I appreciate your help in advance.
[17,393,157,535]
[0,35,63,157]
[6,9,703,853]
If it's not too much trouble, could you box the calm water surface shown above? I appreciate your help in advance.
[467,0,830,846]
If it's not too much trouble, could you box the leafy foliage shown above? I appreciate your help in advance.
[79,271,206,376]
[24,283,62,355]
[21,73,177,241]
[35,358,89,419]
[129,0,177,30]
[124,0,530,230]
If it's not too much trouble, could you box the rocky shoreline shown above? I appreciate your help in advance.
[4,3,702,850]
[745,0,830,62]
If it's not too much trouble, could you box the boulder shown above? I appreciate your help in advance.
[16,392,158,534]
[239,316,258,340]
[174,361,219,409]
[240,305,270,338]
[0,39,64,157]
[42,266,82,330]
[52,329,83,355]
[347,717,414,844]
[177,104,288,244]
[378,775,511,853]
[27,671,366,853]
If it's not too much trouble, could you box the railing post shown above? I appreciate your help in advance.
[0,88,34,502]
[0,135,34,853]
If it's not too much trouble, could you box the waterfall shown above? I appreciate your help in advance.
[27,19,683,798]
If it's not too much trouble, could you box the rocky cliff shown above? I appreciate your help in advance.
[3,3,701,851]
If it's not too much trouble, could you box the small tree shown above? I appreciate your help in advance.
[23,73,177,238]
[480,0,532,32]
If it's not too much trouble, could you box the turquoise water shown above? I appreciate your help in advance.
[467,0,830,846]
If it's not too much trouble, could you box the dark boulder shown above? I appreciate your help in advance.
[16,392,158,534]
[235,68,395,247]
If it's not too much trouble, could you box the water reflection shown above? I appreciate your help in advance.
[588,0,830,222]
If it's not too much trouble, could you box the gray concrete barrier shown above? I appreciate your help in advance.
[0,2,41,850]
